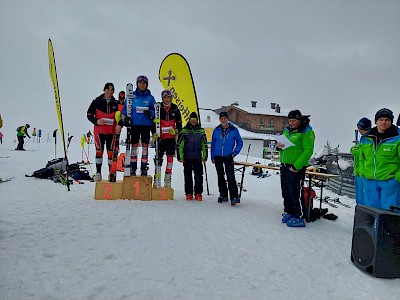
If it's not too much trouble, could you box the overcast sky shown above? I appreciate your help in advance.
[1,0,399,152]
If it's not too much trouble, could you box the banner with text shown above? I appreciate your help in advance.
[159,53,200,126]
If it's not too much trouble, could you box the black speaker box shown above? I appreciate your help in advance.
[351,205,400,278]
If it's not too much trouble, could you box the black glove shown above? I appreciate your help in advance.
[121,118,131,127]
[143,110,153,119]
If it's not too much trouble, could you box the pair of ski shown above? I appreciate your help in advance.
[109,83,161,187]
[317,196,352,208]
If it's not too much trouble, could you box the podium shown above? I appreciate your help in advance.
[94,181,123,200]
[94,176,174,200]
[152,187,174,200]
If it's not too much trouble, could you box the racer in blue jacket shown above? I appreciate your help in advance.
[118,75,156,176]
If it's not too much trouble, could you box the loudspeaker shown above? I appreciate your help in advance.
[351,205,400,278]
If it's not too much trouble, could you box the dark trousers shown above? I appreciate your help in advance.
[183,159,203,195]
[214,156,238,200]
[17,136,24,150]
[130,125,151,144]
[280,165,306,218]
[158,138,176,156]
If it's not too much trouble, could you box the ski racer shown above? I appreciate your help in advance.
[117,91,125,112]
[117,75,156,176]
[87,82,119,181]
[153,89,182,187]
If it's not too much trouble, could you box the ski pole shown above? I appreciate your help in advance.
[87,142,90,164]
[53,129,58,158]
[82,147,94,174]
[354,129,359,144]
[239,144,251,198]
[203,161,210,195]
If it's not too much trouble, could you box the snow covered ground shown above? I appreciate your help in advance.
[1,140,399,300]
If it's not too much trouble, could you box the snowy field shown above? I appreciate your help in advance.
[1,140,399,300]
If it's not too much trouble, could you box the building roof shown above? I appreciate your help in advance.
[199,109,274,140]
[230,105,291,117]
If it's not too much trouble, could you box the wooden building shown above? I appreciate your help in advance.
[214,101,290,134]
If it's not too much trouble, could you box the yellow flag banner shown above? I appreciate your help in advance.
[48,39,66,148]
[48,39,70,191]
[159,53,200,126]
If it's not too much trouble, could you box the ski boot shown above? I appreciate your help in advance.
[164,173,172,188]
[109,173,116,182]
[186,194,193,200]
[130,162,137,176]
[195,194,203,201]
[140,162,148,176]
[94,173,102,182]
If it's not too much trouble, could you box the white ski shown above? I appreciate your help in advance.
[124,83,133,177]
[154,102,162,188]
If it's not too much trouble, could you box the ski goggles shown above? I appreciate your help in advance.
[136,75,148,83]
[161,90,172,98]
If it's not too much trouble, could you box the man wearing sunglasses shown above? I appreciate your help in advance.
[117,75,156,176]
[154,89,182,188]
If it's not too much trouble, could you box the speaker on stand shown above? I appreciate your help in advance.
[351,205,400,278]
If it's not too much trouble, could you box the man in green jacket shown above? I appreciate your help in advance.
[350,117,371,205]
[177,112,208,201]
[359,108,400,209]
[277,110,315,227]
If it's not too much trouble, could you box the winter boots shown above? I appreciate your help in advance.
[281,213,293,223]
[217,196,228,203]
[231,197,240,206]
[286,217,306,227]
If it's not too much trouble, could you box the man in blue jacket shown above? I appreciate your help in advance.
[211,112,243,205]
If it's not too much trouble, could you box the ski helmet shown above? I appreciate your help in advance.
[26,124,30,128]
[161,90,172,98]
[136,75,148,84]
